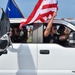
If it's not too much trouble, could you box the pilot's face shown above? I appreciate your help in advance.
[52,26,57,34]
[10,28,13,37]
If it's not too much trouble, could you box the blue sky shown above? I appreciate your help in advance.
[0,0,75,19]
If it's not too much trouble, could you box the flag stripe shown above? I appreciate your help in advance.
[21,0,43,26]
[39,18,45,22]
[40,8,57,14]
[34,11,54,22]
[42,3,57,9]
[20,0,58,29]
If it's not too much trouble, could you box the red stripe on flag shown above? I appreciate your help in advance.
[21,0,43,25]
[40,11,54,17]
[39,18,45,22]
[42,3,58,10]
[34,11,54,22]
[42,4,57,9]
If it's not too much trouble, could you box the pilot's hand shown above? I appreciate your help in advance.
[52,10,57,19]
[19,24,23,30]
[64,27,70,34]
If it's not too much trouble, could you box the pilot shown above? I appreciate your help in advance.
[43,11,59,43]
[58,26,70,46]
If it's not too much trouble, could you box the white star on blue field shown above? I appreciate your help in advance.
[0,0,75,19]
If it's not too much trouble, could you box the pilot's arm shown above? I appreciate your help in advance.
[44,11,57,37]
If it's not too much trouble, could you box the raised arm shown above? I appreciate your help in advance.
[44,11,57,37]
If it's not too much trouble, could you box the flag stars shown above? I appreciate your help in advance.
[8,7,11,11]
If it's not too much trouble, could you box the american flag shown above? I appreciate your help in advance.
[20,0,58,29]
